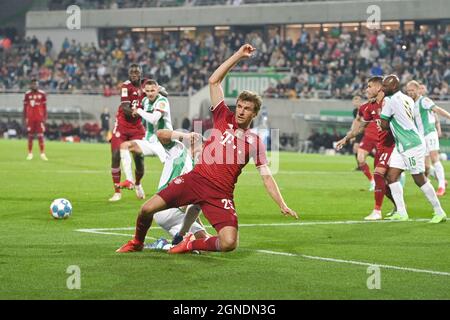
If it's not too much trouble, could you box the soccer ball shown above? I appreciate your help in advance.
[50,198,72,219]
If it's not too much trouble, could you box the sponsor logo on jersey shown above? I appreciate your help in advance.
[174,177,184,185]
[121,88,128,97]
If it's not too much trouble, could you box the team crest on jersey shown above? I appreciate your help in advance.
[121,88,128,97]
[115,131,121,138]
[246,135,254,144]
[174,177,184,185]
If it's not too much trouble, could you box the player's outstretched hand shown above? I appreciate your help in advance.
[237,44,256,59]
[281,204,298,219]
[188,132,202,145]
[335,137,347,150]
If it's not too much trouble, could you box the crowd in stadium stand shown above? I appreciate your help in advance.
[0,25,449,100]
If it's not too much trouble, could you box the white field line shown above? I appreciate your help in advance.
[75,218,431,233]
[75,221,450,278]
[75,229,156,241]
[257,250,450,277]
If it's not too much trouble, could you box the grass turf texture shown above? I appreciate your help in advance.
[0,139,449,299]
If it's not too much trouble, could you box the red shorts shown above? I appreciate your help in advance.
[359,135,377,153]
[27,120,45,134]
[110,125,145,151]
[374,145,395,169]
[158,171,238,232]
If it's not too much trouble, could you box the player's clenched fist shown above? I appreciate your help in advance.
[237,44,256,59]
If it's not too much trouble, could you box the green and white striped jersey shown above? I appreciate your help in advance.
[141,94,173,141]
[380,91,424,153]
[414,95,437,136]
[157,140,194,192]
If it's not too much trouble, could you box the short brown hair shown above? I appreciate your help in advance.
[368,76,383,85]
[237,90,263,114]
[145,79,159,87]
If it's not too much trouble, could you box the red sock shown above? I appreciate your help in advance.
[189,236,220,252]
[111,167,121,193]
[38,134,45,153]
[134,213,153,244]
[374,172,386,210]
[28,134,33,153]
[359,163,373,181]
[135,170,144,185]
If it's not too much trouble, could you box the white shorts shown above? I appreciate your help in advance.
[388,144,426,174]
[134,139,166,162]
[425,131,440,155]
[153,207,205,237]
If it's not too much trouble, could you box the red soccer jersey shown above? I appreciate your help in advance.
[24,90,47,122]
[193,101,268,196]
[358,102,379,142]
[115,78,148,129]
[361,99,395,148]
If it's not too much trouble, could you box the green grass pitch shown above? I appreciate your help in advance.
[0,139,449,299]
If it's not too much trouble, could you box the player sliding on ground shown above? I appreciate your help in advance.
[116,44,298,254]
[336,76,398,220]
[379,75,446,223]
[145,129,210,250]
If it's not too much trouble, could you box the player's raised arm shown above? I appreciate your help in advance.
[257,165,298,219]
[209,44,255,109]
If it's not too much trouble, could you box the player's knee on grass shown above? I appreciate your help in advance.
[219,237,238,252]
[218,227,239,252]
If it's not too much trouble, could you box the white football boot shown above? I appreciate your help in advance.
[109,192,122,202]
[135,185,145,200]
[26,153,33,160]
[364,210,382,221]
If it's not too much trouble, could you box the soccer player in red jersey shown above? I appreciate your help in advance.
[23,78,48,161]
[109,64,148,202]
[336,76,397,220]
[116,44,298,253]
[347,94,379,191]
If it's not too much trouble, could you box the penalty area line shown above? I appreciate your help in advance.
[257,250,450,277]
